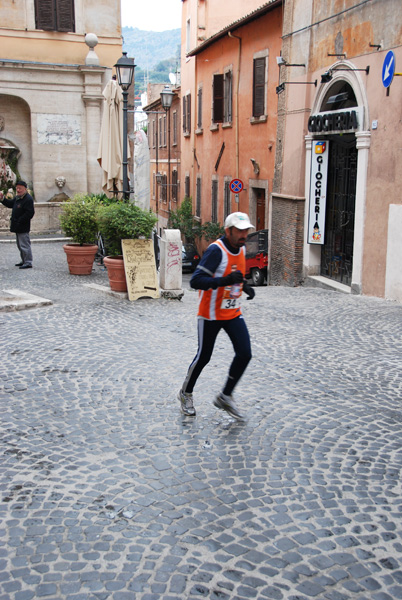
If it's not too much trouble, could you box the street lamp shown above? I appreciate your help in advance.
[114,52,135,200]
[160,85,174,212]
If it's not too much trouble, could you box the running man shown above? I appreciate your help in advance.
[178,212,256,420]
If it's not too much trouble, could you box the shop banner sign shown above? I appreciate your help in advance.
[307,140,329,245]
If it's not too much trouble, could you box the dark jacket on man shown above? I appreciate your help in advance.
[2,192,35,233]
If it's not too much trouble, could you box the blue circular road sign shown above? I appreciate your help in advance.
[382,50,395,88]
[230,179,244,193]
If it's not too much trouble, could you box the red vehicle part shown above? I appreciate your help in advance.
[245,229,268,286]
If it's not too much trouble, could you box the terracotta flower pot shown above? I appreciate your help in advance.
[104,255,128,292]
[63,243,98,275]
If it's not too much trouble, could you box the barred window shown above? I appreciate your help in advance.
[224,180,231,219]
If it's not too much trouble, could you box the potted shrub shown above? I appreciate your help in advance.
[59,194,99,275]
[96,201,157,292]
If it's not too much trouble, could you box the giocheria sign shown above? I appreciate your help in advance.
[308,107,363,133]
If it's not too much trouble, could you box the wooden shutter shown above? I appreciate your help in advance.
[182,95,187,133]
[213,74,224,123]
[212,180,218,222]
[172,170,178,201]
[224,71,232,122]
[56,0,75,31]
[197,87,203,129]
[35,0,74,31]
[253,58,266,117]
[35,0,56,30]
[186,93,191,133]
[173,111,177,145]
[196,178,201,217]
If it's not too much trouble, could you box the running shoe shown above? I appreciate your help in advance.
[214,393,245,421]
[178,389,196,416]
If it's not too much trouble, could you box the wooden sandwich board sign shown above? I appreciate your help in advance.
[121,239,160,301]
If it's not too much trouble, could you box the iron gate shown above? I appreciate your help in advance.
[321,136,357,286]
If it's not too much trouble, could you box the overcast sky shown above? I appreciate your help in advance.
[121,0,182,31]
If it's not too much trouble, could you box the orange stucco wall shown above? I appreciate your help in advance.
[184,6,282,235]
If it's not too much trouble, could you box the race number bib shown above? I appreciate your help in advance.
[221,285,242,309]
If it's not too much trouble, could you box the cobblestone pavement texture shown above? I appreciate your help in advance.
[1,240,402,600]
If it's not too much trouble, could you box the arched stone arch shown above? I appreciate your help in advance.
[313,60,370,131]
[0,94,32,186]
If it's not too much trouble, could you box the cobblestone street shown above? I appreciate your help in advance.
[1,239,402,600]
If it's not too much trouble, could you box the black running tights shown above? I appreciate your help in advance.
[182,316,252,396]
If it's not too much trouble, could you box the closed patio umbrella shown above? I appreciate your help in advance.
[97,78,130,196]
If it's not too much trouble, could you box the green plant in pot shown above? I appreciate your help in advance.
[60,194,100,275]
[97,201,157,292]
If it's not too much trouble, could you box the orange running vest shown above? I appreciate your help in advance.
[197,239,246,321]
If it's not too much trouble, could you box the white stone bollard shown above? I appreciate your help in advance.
[159,229,184,299]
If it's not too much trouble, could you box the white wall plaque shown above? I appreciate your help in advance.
[37,114,81,145]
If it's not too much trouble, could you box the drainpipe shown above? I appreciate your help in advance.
[228,31,241,179]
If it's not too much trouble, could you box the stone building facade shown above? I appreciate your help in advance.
[0,0,123,232]
[273,0,402,302]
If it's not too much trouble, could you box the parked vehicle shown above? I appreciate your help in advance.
[182,243,200,272]
[245,229,268,286]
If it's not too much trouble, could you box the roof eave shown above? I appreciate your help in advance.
[186,0,282,57]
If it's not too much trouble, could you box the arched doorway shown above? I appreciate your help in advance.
[305,63,371,293]
[319,82,358,285]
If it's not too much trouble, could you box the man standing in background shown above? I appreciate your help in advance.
[0,180,35,269]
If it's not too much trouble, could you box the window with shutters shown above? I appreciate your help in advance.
[212,74,224,124]
[211,179,218,223]
[35,0,75,32]
[185,175,190,199]
[213,70,232,125]
[163,115,167,147]
[162,174,167,203]
[196,177,201,218]
[252,53,268,119]
[224,179,231,219]
[182,93,191,135]
[159,117,162,147]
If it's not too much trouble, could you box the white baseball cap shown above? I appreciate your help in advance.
[224,212,255,230]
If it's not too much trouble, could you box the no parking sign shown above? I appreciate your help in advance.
[229,179,244,193]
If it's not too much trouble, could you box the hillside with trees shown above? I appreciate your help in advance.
[122,27,181,98]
